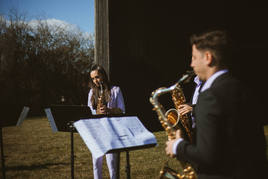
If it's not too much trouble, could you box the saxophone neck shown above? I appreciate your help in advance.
[98,82,106,105]
[177,70,195,85]
[154,70,194,98]
[99,82,104,94]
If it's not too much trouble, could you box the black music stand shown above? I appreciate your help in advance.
[74,115,157,179]
[0,105,30,179]
[108,142,156,179]
[44,105,92,179]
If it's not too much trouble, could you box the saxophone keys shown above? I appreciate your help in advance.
[183,168,190,173]
[187,165,193,169]
[189,171,195,175]
[188,175,194,179]
[180,174,186,179]
[183,166,193,173]
[159,170,164,175]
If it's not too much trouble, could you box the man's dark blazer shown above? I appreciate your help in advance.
[176,72,268,179]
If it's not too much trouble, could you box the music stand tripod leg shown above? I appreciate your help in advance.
[68,122,75,179]
[115,152,120,179]
[125,151,131,179]
[0,127,6,179]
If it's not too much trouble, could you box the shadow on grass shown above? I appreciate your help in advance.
[5,162,69,171]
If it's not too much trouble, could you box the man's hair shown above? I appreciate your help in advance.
[190,30,232,68]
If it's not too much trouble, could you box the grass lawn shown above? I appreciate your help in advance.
[1,117,268,178]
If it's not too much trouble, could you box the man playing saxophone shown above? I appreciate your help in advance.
[88,64,125,179]
[165,30,268,179]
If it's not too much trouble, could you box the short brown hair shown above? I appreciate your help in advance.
[190,30,232,68]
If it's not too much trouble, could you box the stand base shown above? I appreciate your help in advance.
[1,127,6,179]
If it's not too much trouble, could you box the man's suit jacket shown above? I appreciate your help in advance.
[177,73,268,179]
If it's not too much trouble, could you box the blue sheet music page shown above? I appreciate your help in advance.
[74,116,157,158]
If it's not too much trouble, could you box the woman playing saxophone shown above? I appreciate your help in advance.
[88,64,125,179]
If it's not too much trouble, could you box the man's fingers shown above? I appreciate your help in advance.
[176,130,182,138]
[165,140,176,158]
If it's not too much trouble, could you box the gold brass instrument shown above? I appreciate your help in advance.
[150,70,197,179]
[96,83,123,114]
[96,82,106,114]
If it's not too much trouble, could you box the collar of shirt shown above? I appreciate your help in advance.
[194,76,202,86]
[200,69,228,92]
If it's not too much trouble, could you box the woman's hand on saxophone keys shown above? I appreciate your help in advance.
[97,107,123,115]
[97,106,109,114]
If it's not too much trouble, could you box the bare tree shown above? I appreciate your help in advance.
[0,10,94,115]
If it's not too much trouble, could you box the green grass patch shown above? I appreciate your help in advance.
[1,117,268,178]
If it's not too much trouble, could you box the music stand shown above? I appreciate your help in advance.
[74,115,157,179]
[44,105,92,179]
[0,105,30,179]
[108,144,156,179]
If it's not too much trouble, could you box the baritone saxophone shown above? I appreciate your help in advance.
[150,70,197,179]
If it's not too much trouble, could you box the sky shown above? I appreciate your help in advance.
[0,0,95,34]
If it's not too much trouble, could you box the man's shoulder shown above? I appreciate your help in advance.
[213,73,240,85]
[209,73,242,93]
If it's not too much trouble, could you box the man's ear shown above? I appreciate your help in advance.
[204,51,213,66]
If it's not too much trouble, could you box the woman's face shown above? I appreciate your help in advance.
[90,70,102,87]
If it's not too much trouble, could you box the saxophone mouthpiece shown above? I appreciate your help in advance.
[177,70,195,84]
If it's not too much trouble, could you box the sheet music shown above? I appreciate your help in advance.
[16,106,30,126]
[74,116,157,158]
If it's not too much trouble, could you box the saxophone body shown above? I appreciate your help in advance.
[150,71,197,179]
[96,83,106,114]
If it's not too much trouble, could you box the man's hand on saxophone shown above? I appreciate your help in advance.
[178,104,193,116]
[165,130,183,158]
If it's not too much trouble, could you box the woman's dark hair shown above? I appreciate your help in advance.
[89,64,111,109]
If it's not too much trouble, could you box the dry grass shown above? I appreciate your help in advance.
[1,117,177,179]
[1,117,268,179]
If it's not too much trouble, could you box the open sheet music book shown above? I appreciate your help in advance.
[74,116,157,158]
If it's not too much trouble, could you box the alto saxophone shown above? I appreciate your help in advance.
[150,71,197,179]
[96,82,106,114]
